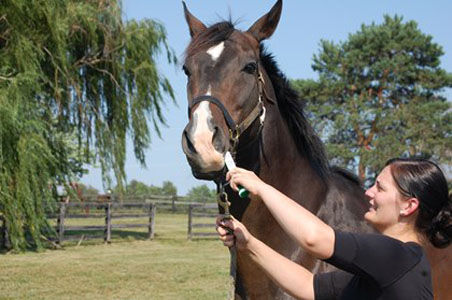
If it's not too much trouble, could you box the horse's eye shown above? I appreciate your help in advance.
[243,62,257,74]
[182,65,191,77]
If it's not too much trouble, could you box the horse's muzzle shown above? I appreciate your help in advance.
[182,118,227,180]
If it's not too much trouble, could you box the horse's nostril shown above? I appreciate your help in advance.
[212,127,218,141]
[212,126,225,153]
[184,130,197,154]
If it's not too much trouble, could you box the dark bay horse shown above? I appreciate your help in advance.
[181,1,451,299]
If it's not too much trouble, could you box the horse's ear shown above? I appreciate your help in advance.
[247,0,282,42]
[183,2,207,38]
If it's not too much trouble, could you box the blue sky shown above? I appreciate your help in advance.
[80,0,452,195]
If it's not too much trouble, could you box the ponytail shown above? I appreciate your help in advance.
[427,195,451,248]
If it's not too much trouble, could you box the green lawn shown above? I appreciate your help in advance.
[0,213,232,299]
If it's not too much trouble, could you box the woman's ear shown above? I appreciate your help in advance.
[400,197,420,217]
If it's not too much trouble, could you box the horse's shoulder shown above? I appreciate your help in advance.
[316,167,373,233]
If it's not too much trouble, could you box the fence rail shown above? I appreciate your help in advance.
[187,204,218,240]
[54,202,156,244]
[1,200,220,248]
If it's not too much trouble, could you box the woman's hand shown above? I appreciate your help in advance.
[226,167,266,197]
[216,215,253,251]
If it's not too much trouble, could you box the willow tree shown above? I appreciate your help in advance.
[294,15,452,181]
[0,0,176,251]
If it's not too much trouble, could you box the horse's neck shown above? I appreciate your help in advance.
[257,104,328,212]
[231,99,328,219]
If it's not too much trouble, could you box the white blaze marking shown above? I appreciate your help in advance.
[206,85,212,96]
[206,42,225,61]
[193,102,211,135]
[192,100,223,172]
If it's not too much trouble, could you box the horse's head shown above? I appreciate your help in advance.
[181,0,282,180]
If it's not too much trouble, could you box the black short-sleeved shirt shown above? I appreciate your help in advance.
[313,230,433,300]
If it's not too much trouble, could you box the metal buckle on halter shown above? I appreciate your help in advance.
[217,191,231,219]
[260,105,266,125]
[229,127,240,143]
[258,71,265,85]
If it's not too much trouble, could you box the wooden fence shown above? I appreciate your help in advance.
[53,202,156,244]
[1,200,220,248]
[187,203,218,240]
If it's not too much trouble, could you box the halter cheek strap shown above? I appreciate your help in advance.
[187,70,267,156]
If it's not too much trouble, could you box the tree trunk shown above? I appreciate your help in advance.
[358,159,365,181]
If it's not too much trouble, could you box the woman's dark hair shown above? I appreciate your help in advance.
[385,158,451,248]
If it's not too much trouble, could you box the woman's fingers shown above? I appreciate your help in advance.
[217,225,235,248]
[216,225,231,236]
[226,172,238,191]
[226,168,262,197]
[216,214,252,250]
[227,171,245,192]
[216,215,238,247]
[216,215,235,235]
[223,240,235,247]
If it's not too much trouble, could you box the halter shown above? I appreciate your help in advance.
[187,69,267,157]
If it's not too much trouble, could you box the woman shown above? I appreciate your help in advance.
[217,158,451,299]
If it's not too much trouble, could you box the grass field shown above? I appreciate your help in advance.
[0,212,232,299]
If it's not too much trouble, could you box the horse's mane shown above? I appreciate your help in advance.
[260,47,330,180]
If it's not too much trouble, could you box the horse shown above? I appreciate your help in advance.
[180,1,451,299]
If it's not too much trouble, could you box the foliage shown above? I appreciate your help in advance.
[77,183,99,197]
[293,15,452,181]
[0,0,176,251]
[161,180,177,197]
[127,179,151,196]
[114,180,178,199]
[186,185,217,203]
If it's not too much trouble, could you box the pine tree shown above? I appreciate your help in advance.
[293,15,452,181]
[0,0,176,251]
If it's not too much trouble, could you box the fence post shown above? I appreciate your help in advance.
[171,196,177,213]
[188,204,193,240]
[1,216,11,249]
[105,203,111,243]
[57,202,66,244]
[147,203,156,240]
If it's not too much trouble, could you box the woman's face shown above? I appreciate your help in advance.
[364,166,405,233]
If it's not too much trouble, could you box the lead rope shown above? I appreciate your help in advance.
[217,69,266,299]
[217,182,237,299]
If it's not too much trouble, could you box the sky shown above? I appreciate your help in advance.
[80,0,452,195]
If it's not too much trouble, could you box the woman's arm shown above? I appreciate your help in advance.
[227,168,335,260]
[217,216,315,300]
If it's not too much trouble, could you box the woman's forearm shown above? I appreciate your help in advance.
[246,236,315,300]
[257,183,335,259]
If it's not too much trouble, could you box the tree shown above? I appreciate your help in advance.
[186,185,216,203]
[126,180,149,197]
[0,0,176,251]
[115,180,177,200]
[293,15,452,181]
[148,184,163,196]
[77,183,99,198]
[161,181,177,197]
